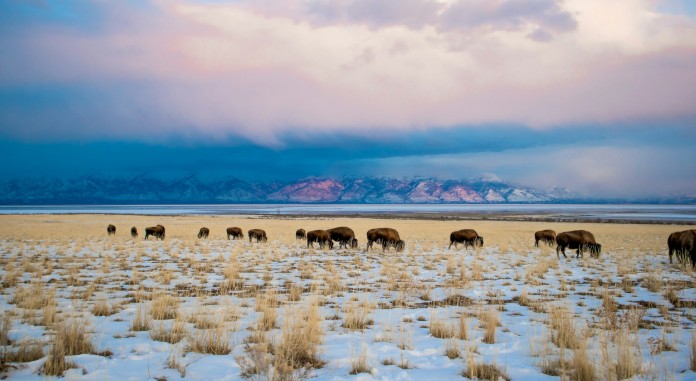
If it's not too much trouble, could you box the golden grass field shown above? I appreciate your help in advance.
[0,214,694,380]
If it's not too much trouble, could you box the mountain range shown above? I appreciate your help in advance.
[0,174,692,204]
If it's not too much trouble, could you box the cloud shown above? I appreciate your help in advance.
[0,0,695,145]
[2,123,693,198]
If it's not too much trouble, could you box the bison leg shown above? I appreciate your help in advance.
[534,239,539,248]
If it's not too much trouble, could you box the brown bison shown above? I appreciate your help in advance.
[556,230,601,259]
[130,226,138,239]
[198,227,210,239]
[107,224,116,236]
[670,230,696,266]
[296,229,306,240]
[367,228,405,252]
[227,227,244,240]
[449,229,484,249]
[248,229,267,243]
[144,225,166,240]
[307,230,333,249]
[534,230,556,247]
[327,226,358,249]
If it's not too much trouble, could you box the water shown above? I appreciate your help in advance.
[0,204,695,223]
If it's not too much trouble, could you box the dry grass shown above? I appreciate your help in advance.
[151,292,180,320]
[150,320,188,344]
[349,347,371,375]
[464,349,510,381]
[186,320,232,355]
[573,336,596,381]
[56,319,94,355]
[549,305,577,349]
[41,332,75,376]
[479,309,500,345]
[273,301,325,376]
[342,298,374,331]
[0,215,692,379]
[130,303,151,331]
[429,311,456,339]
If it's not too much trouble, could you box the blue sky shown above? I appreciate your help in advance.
[1,0,696,197]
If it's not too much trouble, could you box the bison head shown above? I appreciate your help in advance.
[395,240,405,252]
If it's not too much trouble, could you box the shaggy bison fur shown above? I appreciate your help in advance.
[534,230,556,247]
[227,227,244,240]
[307,230,333,249]
[248,229,267,243]
[556,230,601,259]
[449,229,484,249]
[327,226,358,249]
[366,228,405,252]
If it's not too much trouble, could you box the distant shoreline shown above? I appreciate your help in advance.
[0,211,694,225]
[1,204,695,225]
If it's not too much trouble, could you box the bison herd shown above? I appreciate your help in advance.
[104,223,696,265]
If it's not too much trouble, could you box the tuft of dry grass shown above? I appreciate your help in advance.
[255,292,278,332]
[150,319,188,344]
[4,338,44,363]
[92,297,118,317]
[273,301,325,377]
[444,338,461,359]
[573,336,596,381]
[479,309,499,344]
[342,298,374,331]
[464,349,510,381]
[458,315,469,341]
[615,330,641,380]
[642,275,662,293]
[41,332,75,376]
[549,305,577,349]
[130,303,151,331]
[349,347,371,375]
[429,311,456,339]
[186,319,232,355]
[151,292,179,320]
[56,319,94,355]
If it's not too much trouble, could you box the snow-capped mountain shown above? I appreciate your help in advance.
[0,175,576,204]
[0,174,637,204]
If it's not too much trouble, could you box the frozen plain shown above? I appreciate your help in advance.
[0,214,695,380]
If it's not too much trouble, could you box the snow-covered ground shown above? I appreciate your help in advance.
[0,215,694,380]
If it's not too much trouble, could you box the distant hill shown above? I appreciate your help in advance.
[0,175,692,204]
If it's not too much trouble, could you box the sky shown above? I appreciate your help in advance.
[1,0,695,198]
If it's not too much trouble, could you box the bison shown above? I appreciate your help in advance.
[145,225,166,240]
[366,228,404,252]
[296,229,306,240]
[198,227,210,239]
[534,230,556,247]
[130,226,138,239]
[248,229,267,243]
[556,230,601,259]
[670,230,696,266]
[449,229,484,249]
[227,227,244,240]
[107,224,116,236]
[307,229,333,249]
[327,226,358,249]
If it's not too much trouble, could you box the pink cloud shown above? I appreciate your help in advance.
[1,0,695,144]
